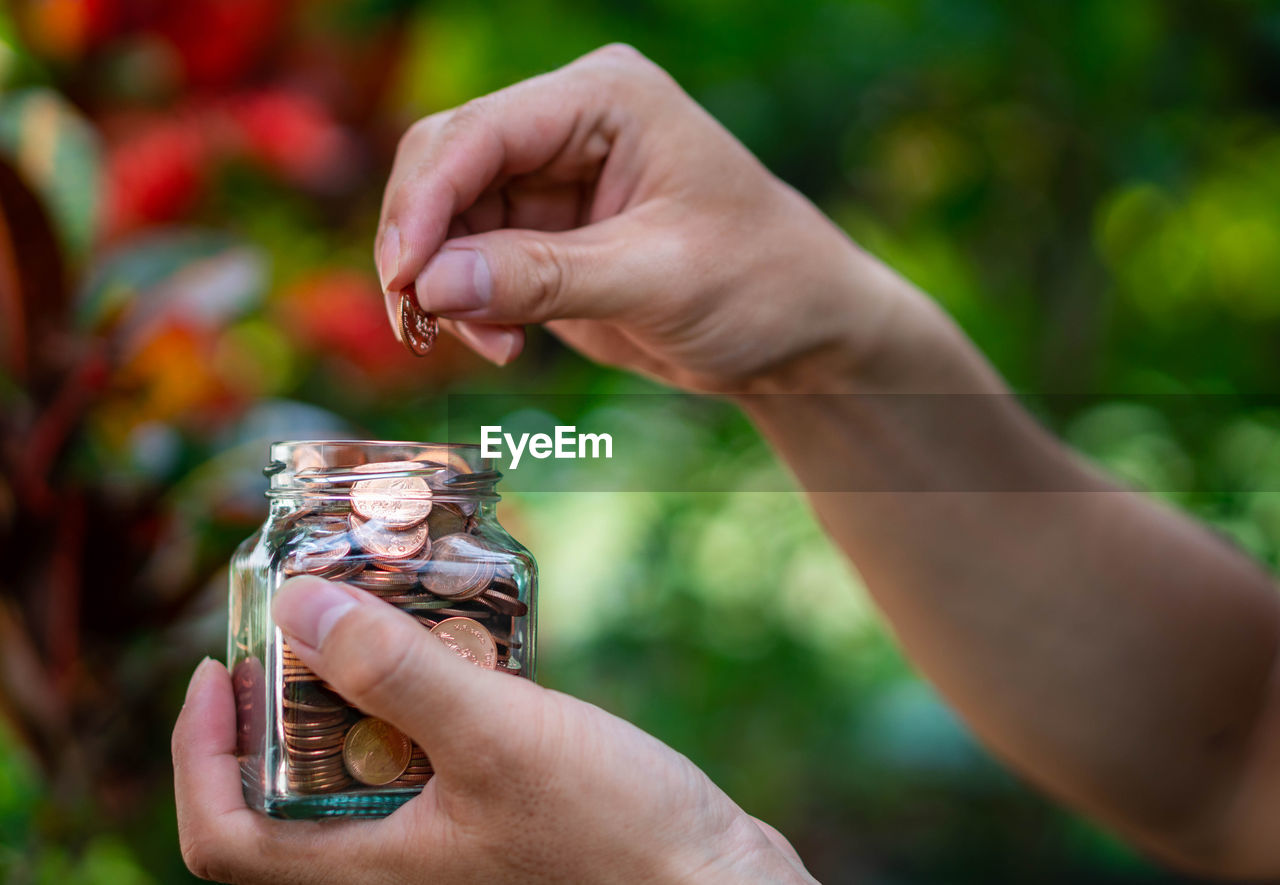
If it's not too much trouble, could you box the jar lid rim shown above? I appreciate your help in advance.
[271,439,484,450]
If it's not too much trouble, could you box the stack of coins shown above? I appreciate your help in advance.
[283,681,352,794]
[273,457,530,794]
[396,745,434,786]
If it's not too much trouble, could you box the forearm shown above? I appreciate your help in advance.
[740,250,1280,867]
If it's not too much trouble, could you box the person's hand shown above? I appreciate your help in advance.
[376,43,919,393]
[173,576,815,884]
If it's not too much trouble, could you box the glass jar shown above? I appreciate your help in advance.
[228,440,537,819]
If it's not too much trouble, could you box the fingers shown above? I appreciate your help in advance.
[272,577,531,765]
[173,659,252,830]
[441,318,524,365]
[375,44,671,297]
[172,659,392,883]
[411,212,689,327]
[749,815,805,866]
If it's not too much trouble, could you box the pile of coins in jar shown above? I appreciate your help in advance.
[273,457,528,794]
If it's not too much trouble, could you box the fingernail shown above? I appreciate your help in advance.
[416,249,490,314]
[384,289,404,343]
[273,577,359,650]
[377,222,400,292]
[453,322,523,365]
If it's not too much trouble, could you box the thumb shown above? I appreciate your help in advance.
[412,214,686,326]
[272,576,520,761]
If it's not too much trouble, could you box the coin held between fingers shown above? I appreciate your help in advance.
[398,283,438,356]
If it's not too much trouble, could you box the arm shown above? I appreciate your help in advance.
[373,44,1280,877]
[740,278,1280,878]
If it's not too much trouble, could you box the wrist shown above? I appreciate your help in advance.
[735,239,1004,400]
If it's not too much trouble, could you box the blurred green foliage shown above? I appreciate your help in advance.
[2,0,1279,882]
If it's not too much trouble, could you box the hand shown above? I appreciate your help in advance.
[173,576,815,884]
[376,43,914,393]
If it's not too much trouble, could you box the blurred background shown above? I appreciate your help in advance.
[1,0,1279,882]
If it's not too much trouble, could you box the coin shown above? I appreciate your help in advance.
[350,462,432,527]
[314,559,365,581]
[430,617,498,670]
[368,553,434,574]
[385,596,458,611]
[343,717,413,786]
[284,724,348,740]
[396,744,434,785]
[399,284,438,357]
[420,534,502,599]
[344,567,422,592]
[430,606,491,619]
[478,586,528,617]
[282,532,351,576]
[349,513,429,561]
[426,503,468,538]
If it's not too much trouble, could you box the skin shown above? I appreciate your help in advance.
[174,578,813,884]
[176,44,1280,880]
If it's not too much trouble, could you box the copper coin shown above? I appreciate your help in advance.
[426,503,468,538]
[282,700,346,715]
[487,626,519,649]
[315,559,364,581]
[479,586,528,617]
[385,596,457,611]
[285,732,348,745]
[293,763,347,777]
[349,513,429,560]
[420,534,502,599]
[292,749,348,765]
[370,554,434,575]
[281,702,346,720]
[285,720,349,735]
[429,617,498,670]
[282,708,347,724]
[345,568,422,592]
[284,724,349,740]
[430,607,492,620]
[350,461,433,527]
[399,284,438,356]
[290,748,344,760]
[342,717,413,786]
[282,533,351,576]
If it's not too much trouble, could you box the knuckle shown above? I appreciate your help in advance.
[394,115,439,161]
[592,42,647,65]
[519,238,568,316]
[180,831,231,882]
[443,97,491,136]
[578,43,676,104]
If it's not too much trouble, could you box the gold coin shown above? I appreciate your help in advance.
[342,717,413,786]
[399,284,438,356]
[429,617,498,670]
[350,461,432,527]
